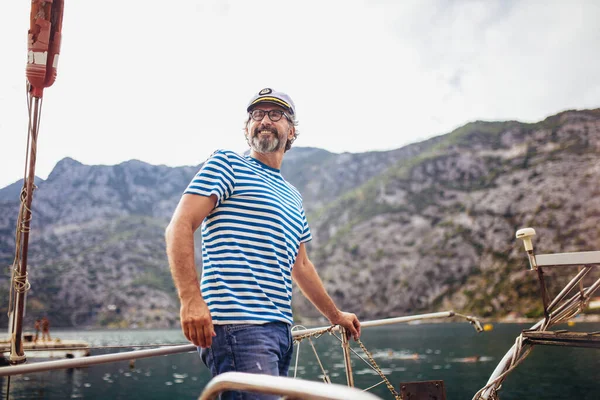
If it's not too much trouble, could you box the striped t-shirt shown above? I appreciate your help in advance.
[184,150,312,325]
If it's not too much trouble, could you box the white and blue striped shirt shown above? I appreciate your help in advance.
[184,150,312,325]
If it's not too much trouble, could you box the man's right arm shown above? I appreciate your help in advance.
[165,193,217,348]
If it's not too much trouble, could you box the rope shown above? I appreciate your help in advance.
[329,332,400,399]
[7,185,35,318]
[23,84,32,183]
[12,269,31,294]
[290,314,485,400]
[356,339,401,400]
[329,333,380,374]
[293,325,336,343]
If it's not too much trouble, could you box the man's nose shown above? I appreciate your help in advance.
[259,113,272,124]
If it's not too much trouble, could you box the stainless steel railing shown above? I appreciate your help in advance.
[197,372,383,400]
[0,311,466,377]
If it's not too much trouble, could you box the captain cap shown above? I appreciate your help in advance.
[247,88,296,115]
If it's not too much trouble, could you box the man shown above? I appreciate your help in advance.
[34,319,41,342]
[165,88,360,398]
[41,316,51,341]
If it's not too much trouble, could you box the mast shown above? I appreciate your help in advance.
[8,0,64,365]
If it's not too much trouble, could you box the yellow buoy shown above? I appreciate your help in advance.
[483,323,494,332]
[567,320,576,327]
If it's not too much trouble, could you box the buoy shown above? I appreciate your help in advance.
[483,323,494,332]
[567,320,575,327]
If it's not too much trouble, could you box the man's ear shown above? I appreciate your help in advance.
[288,125,296,141]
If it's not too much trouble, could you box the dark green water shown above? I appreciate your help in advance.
[1,322,599,399]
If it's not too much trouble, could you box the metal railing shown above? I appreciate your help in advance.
[0,311,475,377]
[197,372,383,400]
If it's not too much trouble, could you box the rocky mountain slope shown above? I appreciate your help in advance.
[1,109,599,328]
[298,109,600,320]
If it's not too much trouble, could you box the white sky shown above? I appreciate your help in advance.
[1,0,599,188]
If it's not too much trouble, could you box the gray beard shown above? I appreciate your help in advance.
[251,133,282,153]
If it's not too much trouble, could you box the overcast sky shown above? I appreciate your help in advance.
[1,0,599,189]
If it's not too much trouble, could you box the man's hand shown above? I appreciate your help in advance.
[331,311,361,341]
[180,296,216,348]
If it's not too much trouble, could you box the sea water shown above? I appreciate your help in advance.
[1,322,599,399]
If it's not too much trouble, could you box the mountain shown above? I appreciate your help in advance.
[295,109,600,320]
[1,108,599,328]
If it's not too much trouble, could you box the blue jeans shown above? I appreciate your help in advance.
[200,322,294,400]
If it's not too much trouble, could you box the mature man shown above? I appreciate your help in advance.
[165,88,360,398]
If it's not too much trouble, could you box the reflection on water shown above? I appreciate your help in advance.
[2,366,86,399]
[1,322,599,399]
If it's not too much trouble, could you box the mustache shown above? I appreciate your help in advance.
[253,125,278,136]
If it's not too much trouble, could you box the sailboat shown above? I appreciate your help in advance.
[2,2,599,399]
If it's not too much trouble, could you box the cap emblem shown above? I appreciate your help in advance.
[259,88,272,95]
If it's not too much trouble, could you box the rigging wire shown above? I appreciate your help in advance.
[6,86,37,327]
[293,325,401,399]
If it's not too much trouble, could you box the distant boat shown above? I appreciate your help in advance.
[0,332,90,365]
